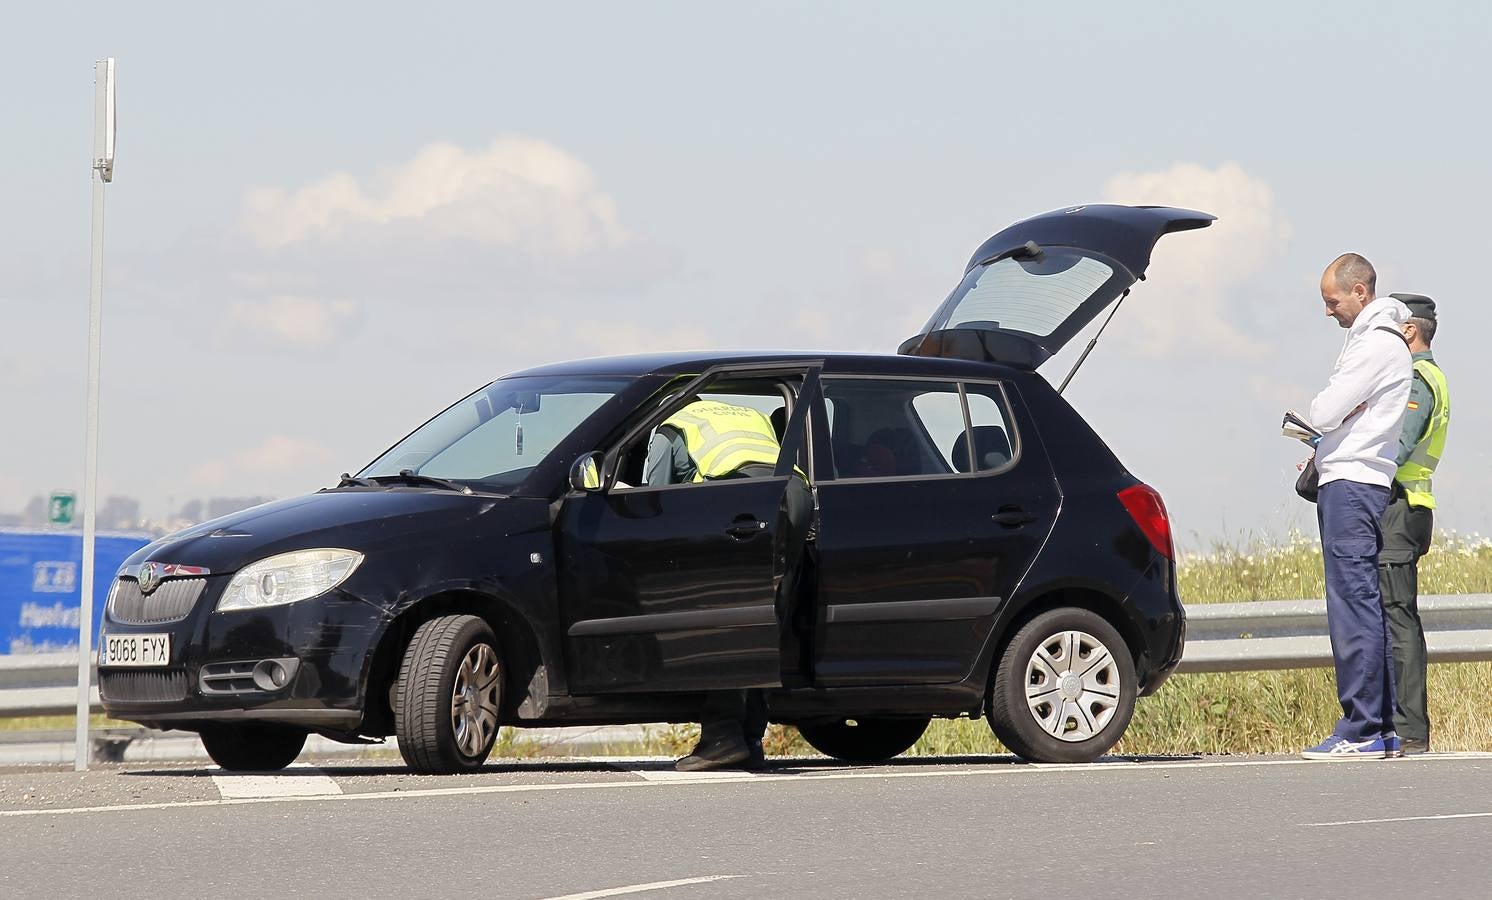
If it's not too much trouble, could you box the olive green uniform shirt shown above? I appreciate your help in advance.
[1381,349,1438,565]
[1394,350,1436,466]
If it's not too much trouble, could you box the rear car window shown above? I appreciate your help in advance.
[937,249,1114,337]
[961,383,1017,471]
[822,378,1016,479]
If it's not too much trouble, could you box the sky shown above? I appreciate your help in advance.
[2,1,1489,548]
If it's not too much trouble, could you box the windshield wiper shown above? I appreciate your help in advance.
[369,470,474,494]
[336,473,377,487]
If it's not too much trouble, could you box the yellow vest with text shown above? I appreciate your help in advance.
[663,401,783,482]
[1395,359,1450,509]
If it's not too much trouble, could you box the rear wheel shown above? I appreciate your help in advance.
[797,716,930,763]
[395,614,504,774]
[987,607,1136,763]
[199,724,308,772]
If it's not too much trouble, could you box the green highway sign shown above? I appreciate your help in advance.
[48,492,75,525]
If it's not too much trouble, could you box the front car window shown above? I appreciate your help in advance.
[613,375,802,489]
[360,375,631,493]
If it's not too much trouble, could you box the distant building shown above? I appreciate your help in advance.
[98,496,141,531]
[176,499,203,523]
[22,496,47,526]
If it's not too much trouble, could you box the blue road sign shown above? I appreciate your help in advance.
[0,529,152,655]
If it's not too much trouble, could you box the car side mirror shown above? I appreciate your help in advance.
[569,452,603,492]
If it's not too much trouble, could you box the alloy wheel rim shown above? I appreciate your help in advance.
[1023,629,1121,742]
[450,643,501,758]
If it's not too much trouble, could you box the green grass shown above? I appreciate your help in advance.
[0,714,131,733]
[1178,528,1492,604]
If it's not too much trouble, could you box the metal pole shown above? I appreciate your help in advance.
[76,59,113,771]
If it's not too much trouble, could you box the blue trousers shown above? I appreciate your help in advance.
[1317,479,1396,742]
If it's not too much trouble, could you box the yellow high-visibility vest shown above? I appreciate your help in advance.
[1395,358,1450,509]
[662,401,783,482]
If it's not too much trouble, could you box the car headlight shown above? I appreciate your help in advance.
[216,549,364,613]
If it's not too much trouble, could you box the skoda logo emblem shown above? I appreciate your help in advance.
[138,562,162,595]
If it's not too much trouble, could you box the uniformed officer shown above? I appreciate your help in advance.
[1380,293,1451,755]
[645,398,814,771]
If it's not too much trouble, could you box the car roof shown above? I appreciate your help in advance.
[505,350,1027,381]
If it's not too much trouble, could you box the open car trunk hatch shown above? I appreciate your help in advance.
[899,204,1214,368]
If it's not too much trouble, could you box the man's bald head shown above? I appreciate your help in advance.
[1319,252,1378,329]
[1327,253,1377,296]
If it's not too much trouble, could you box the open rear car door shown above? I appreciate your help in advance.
[899,204,1214,369]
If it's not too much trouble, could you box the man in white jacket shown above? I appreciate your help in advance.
[1302,252,1413,760]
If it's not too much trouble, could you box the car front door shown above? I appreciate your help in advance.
[555,367,817,693]
[810,376,1058,686]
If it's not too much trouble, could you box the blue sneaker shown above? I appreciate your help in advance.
[1301,734,1395,760]
[1383,733,1403,759]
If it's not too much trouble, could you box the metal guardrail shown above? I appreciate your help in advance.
[2,594,1490,718]
[0,652,97,717]
[1176,593,1492,673]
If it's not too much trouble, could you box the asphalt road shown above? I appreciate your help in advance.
[4,753,1492,899]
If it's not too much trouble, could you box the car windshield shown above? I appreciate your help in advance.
[919,247,1121,338]
[359,375,630,493]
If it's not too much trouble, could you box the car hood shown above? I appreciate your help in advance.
[122,489,549,574]
[900,204,1214,368]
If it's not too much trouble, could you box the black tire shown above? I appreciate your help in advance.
[797,716,930,763]
[987,607,1137,763]
[199,724,308,772]
[395,614,504,774]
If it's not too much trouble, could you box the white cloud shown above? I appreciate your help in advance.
[189,436,335,492]
[1102,161,1291,357]
[242,137,627,255]
[227,295,362,347]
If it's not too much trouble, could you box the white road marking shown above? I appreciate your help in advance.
[5,753,1492,819]
[541,875,742,899]
[626,768,758,783]
[1304,811,1492,828]
[210,764,343,799]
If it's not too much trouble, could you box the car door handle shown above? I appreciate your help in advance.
[726,518,769,539]
[992,508,1037,527]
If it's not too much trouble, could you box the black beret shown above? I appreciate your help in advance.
[1390,292,1436,321]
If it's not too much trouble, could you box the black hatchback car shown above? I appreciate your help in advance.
[100,204,1208,773]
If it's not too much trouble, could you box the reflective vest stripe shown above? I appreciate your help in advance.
[664,404,782,482]
[1395,359,1450,510]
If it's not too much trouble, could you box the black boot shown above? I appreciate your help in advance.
[676,722,750,771]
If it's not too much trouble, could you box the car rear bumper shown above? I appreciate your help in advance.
[1143,603,1185,695]
[1128,557,1185,697]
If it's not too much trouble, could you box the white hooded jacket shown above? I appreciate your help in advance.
[1309,296,1412,488]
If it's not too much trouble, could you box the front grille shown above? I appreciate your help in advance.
[99,669,191,703]
[109,577,206,624]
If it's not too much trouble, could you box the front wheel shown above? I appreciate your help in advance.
[797,716,929,763]
[395,614,504,774]
[199,723,308,771]
[987,607,1137,763]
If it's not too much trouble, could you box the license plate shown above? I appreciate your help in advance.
[100,634,171,667]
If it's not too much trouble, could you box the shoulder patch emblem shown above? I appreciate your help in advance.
[1407,401,1420,410]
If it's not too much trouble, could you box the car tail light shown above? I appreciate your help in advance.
[1118,483,1173,560]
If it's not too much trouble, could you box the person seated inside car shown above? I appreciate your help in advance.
[642,396,814,770]
[645,397,784,486]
